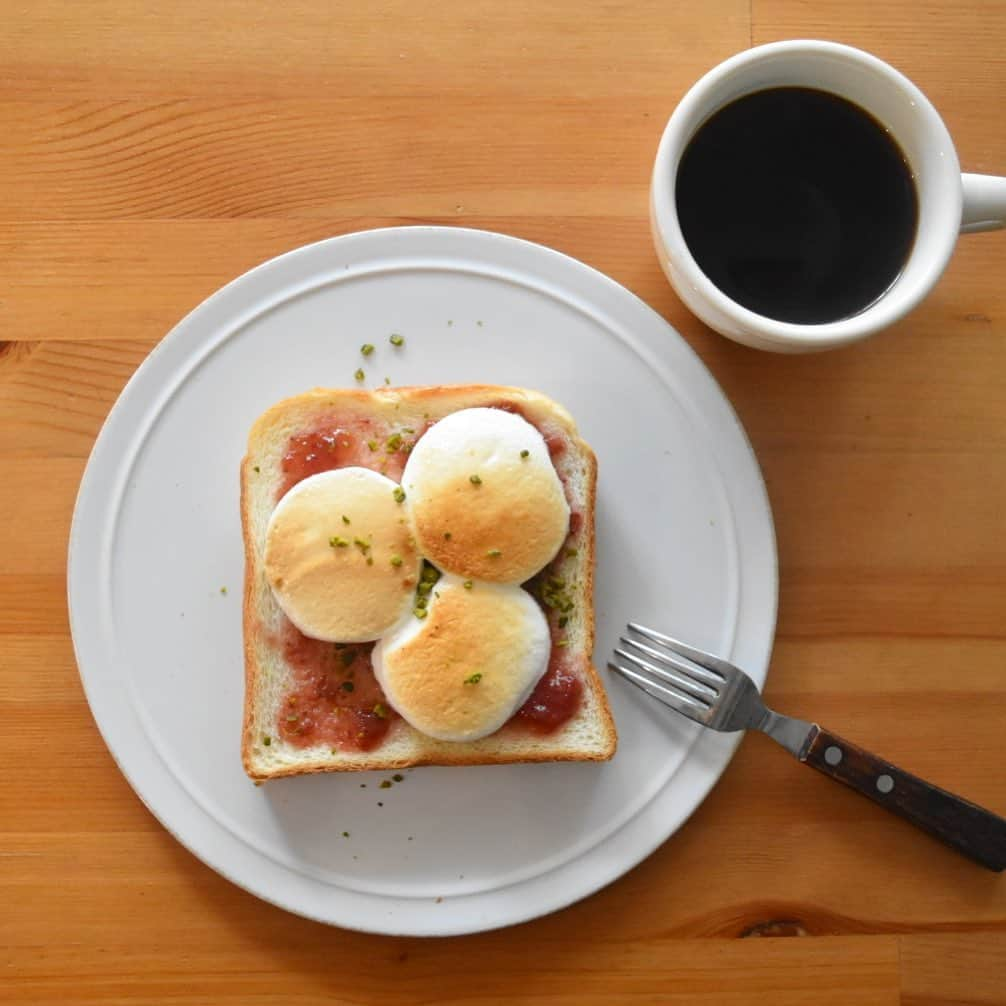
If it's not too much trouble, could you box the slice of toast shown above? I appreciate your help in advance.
[241,385,616,779]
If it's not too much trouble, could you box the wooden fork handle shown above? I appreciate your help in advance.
[800,726,1006,871]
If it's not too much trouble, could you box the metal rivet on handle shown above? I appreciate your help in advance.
[876,774,894,794]
[824,745,842,766]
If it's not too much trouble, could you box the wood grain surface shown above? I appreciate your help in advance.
[3,2,1004,1003]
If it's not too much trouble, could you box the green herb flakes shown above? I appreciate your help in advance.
[520,449,529,459]
[463,580,473,590]
[393,486,406,503]
[389,333,405,347]
[539,574,575,613]
[329,536,349,548]
[361,343,375,356]
[354,368,365,382]
[390,555,403,567]
[463,673,483,685]
[486,548,502,558]
[469,473,482,485]
[262,736,271,746]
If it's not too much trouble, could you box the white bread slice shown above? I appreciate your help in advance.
[241,385,617,780]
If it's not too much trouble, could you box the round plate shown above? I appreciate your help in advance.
[68,226,776,936]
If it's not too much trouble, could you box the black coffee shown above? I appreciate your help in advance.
[675,87,918,325]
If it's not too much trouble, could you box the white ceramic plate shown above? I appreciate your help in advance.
[68,227,776,936]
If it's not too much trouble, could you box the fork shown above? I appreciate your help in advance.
[610,623,1006,871]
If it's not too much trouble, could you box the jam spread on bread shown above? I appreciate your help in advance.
[274,413,584,751]
[278,626,390,751]
[515,656,582,731]
[280,424,407,500]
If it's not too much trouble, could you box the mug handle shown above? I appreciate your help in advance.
[961,173,1006,234]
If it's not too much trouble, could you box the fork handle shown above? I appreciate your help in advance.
[801,726,1006,871]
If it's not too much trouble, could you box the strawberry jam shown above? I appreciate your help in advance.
[278,419,408,501]
[515,653,583,731]
[277,625,393,752]
[280,428,357,499]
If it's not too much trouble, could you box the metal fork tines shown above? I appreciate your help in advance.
[609,623,813,756]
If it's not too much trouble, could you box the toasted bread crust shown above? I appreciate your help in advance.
[241,385,615,780]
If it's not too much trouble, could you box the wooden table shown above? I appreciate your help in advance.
[4,2,1005,1003]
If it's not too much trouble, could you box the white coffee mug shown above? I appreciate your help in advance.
[650,40,1006,352]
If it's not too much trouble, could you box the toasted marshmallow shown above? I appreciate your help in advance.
[264,468,420,642]
[372,575,550,742]
[402,407,569,584]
